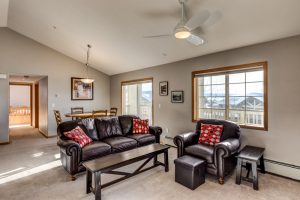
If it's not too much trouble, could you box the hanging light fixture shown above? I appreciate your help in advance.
[81,44,94,84]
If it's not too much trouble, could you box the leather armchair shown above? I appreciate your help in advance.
[174,119,241,184]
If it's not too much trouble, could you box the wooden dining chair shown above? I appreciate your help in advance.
[109,107,118,116]
[53,110,62,126]
[71,107,84,121]
[92,110,108,118]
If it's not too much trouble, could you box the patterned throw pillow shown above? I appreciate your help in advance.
[132,119,150,134]
[64,126,92,148]
[198,124,224,145]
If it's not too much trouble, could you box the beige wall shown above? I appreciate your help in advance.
[0,76,9,142]
[111,35,300,179]
[0,28,110,139]
[38,77,48,135]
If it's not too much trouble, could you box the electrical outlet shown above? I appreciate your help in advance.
[165,128,169,133]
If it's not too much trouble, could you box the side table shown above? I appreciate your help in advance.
[235,145,265,190]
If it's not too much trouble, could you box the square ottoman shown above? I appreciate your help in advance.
[174,155,205,190]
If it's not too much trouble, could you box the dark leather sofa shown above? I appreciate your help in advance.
[57,115,162,180]
[173,119,241,184]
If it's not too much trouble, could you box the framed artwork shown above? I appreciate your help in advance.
[171,91,184,103]
[159,81,168,96]
[71,77,94,100]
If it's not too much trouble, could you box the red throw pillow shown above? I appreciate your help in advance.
[133,119,150,134]
[64,126,92,148]
[198,124,224,145]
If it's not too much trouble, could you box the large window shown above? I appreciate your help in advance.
[121,78,153,124]
[192,62,268,130]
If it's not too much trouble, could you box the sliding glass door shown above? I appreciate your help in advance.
[122,78,153,124]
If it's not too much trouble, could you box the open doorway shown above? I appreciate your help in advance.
[9,83,32,128]
[9,75,48,139]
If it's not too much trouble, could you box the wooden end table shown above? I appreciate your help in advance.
[235,145,265,190]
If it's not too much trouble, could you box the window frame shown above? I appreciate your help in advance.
[192,62,268,131]
[121,77,154,124]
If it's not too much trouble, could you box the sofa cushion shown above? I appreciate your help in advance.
[133,119,150,134]
[57,120,88,140]
[118,115,139,135]
[102,136,138,153]
[80,118,99,141]
[95,117,123,140]
[127,134,156,146]
[185,143,214,163]
[82,141,111,161]
[64,126,92,148]
[198,124,223,145]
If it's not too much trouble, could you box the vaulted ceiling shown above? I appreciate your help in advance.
[3,0,300,75]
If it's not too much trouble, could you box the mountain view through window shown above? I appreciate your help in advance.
[194,63,267,129]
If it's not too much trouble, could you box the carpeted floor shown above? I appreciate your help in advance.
[0,127,299,200]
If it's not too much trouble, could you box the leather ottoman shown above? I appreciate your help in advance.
[174,155,205,190]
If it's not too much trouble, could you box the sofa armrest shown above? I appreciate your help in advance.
[173,132,198,157]
[215,138,240,158]
[57,138,81,156]
[149,126,162,143]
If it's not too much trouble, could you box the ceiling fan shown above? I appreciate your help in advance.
[143,0,208,46]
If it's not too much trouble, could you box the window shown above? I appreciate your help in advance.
[192,62,268,130]
[121,78,153,124]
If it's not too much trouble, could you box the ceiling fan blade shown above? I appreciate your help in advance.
[143,34,172,38]
[186,33,205,46]
[184,10,210,31]
[201,10,222,29]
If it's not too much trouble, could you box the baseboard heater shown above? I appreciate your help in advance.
[264,159,300,170]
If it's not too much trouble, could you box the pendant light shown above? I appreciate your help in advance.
[81,44,94,84]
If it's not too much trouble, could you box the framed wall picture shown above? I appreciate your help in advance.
[171,91,184,103]
[71,77,94,100]
[159,81,168,96]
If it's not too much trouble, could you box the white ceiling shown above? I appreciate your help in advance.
[5,0,300,75]
[9,75,45,83]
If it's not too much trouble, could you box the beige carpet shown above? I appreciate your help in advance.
[0,127,299,200]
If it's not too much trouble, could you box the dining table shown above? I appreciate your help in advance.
[64,111,112,118]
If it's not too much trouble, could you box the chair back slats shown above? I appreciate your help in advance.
[53,110,62,126]
[71,107,84,120]
[109,107,118,116]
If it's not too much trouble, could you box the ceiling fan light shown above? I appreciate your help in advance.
[174,27,191,39]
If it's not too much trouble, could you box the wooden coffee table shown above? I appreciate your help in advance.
[83,143,170,200]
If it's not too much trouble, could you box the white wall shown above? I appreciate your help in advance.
[111,35,300,179]
[0,27,110,140]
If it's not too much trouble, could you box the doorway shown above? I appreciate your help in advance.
[8,75,47,140]
[9,83,32,128]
